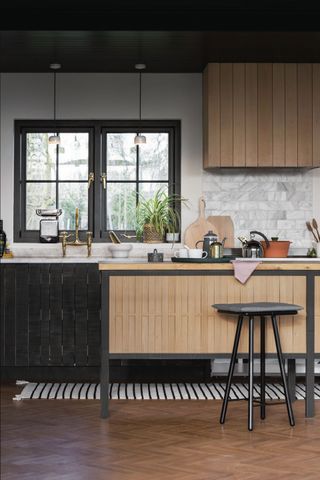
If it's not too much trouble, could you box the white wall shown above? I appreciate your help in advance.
[0,72,319,252]
[0,73,203,244]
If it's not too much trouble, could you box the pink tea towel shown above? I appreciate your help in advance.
[231,260,262,284]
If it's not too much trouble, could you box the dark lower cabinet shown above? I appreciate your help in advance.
[0,263,101,368]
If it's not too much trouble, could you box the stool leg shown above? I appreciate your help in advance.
[260,316,266,420]
[220,315,243,424]
[248,316,254,431]
[271,315,295,427]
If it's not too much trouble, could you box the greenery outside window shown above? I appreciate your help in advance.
[14,120,180,242]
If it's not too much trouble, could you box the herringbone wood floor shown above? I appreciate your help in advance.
[1,384,320,480]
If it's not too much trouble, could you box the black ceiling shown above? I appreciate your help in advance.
[1,1,320,72]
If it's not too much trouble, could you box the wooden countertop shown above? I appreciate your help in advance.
[99,261,320,271]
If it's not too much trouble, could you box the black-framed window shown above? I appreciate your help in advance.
[14,120,180,242]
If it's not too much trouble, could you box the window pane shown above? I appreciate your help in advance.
[139,183,168,200]
[26,133,56,180]
[107,183,136,231]
[59,183,88,230]
[26,182,56,230]
[139,133,169,181]
[58,133,89,180]
[107,133,137,180]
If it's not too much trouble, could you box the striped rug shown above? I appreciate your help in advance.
[14,382,320,401]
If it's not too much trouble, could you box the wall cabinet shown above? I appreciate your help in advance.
[203,63,320,168]
[0,264,100,367]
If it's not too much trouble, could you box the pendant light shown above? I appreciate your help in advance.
[134,63,146,145]
[48,63,61,145]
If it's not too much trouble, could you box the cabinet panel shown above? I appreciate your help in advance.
[258,64,273,166]
[109,275,310,354]
[245,63,258,167]
[272,63,285,166]
[0,264,100,367]
[203,63,320,168]
[298,64,313,167]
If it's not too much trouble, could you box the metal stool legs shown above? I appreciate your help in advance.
[220,313,295,430]
[220,315,243,424]
[271,314,295,426]
[260,316,266,420]
[248,316,254,431]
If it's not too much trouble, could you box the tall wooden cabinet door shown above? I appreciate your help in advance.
[313,64,320,167]
[298,64,313,167]
[258,64,273,166]
[203,64,220,168]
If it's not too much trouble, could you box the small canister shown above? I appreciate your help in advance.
[210,241,224,259]
[147,249,164,262]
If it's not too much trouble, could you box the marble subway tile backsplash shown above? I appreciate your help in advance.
[202,169,313,249]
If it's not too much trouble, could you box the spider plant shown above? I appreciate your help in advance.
[136,188,187,242]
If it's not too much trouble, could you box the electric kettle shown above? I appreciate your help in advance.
[239,231,270,258]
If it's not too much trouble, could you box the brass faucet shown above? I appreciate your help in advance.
[59,208,93,257]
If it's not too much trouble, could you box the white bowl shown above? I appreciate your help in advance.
[108,244,133,258]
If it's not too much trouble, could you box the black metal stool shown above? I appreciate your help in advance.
[212,302,303,431]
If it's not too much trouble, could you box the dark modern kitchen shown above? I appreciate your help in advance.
[1,2,320,479]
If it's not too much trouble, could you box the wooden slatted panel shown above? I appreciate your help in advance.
[14,264,29,365]
[272,63,285,166]
[28,265,41,365]
[233,63,246,167]
[74,265,88,365]
[220,63,233,166]
[258,63,273,166]
[4,265,16,365]
[315,277,320,353]
[285,64,298,166]
[49,264,63,365]
[313,64,320,167]
[203,63,220,167]
[245,63,258,166]
[297,64,313,167]
[40,265,50,365]
[202,64,210,168]
[87,265,100,366]
[109,275,307,354]
[62,264,75,366]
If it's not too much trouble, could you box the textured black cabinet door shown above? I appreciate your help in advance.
[0,263,101,367]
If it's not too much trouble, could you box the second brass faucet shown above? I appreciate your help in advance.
[60,208,92,257]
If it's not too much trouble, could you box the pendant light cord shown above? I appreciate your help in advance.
[53,71,56,121]
[139,72,142,121]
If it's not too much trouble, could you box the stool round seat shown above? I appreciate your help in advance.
[212,301,303,431]
[213,302,303,315]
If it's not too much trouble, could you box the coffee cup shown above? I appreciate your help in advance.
[188,249,208,259]
[174,248,189,258]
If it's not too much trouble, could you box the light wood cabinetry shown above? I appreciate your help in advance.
[109,274,311,354]
[203,63,320,168]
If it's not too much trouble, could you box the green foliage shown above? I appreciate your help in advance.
[136,188,188,240]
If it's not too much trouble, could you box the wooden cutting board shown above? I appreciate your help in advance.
[184,197,217,248]
[207,215,235,248]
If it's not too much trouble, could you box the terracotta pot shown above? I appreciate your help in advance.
[261,240,291,258]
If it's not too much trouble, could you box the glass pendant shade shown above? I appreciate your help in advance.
[134,133,146,145]
[48,134,61,145]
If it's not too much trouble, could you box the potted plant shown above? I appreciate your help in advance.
[136,188,187,243]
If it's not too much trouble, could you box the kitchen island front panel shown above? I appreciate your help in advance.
[109,275,307,354]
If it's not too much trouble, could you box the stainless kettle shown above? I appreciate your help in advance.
[239,231,270,258]
[196,230,218,256]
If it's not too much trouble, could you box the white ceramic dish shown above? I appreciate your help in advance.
[108,244,133,258]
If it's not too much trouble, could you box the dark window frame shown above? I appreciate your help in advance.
[14,119,181,243]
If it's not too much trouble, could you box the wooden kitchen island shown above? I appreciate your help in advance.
[99,261,320,419]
